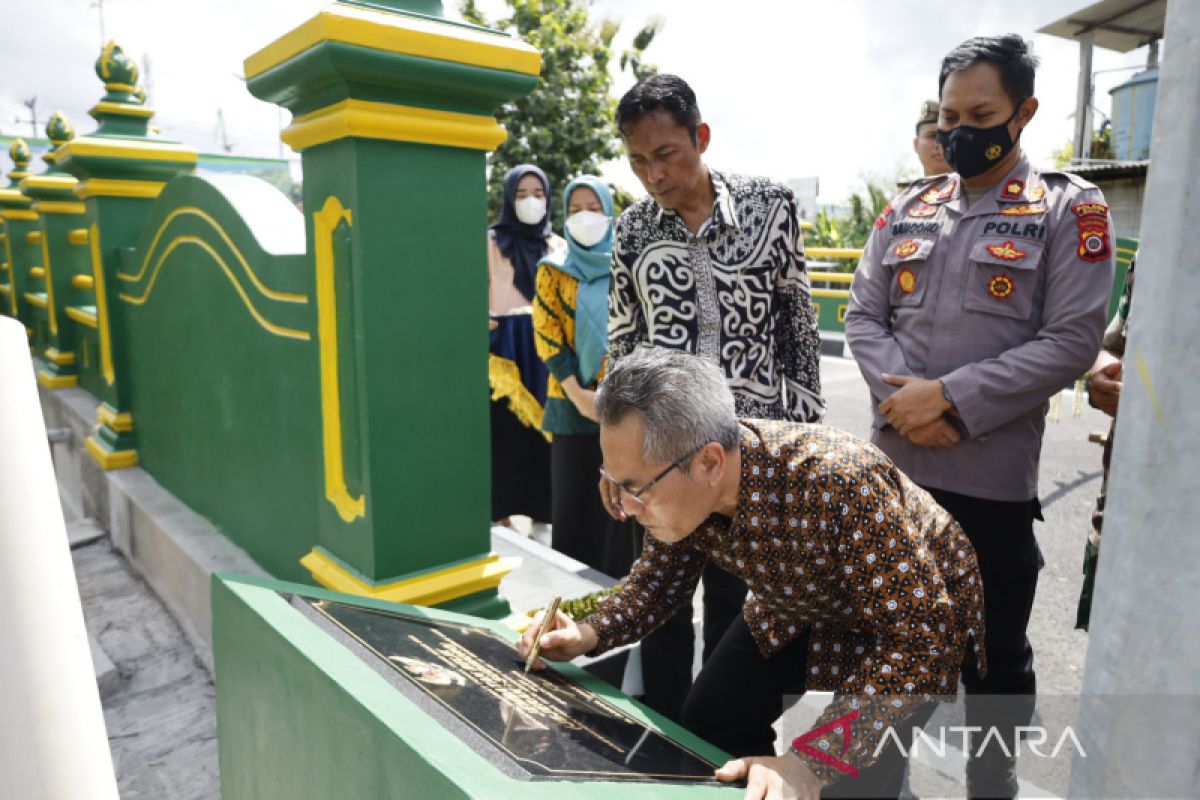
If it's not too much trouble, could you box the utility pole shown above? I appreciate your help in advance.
[142,52,155,107]
[16,97,38,139]
[215,108,234,153]
[91,0,106,47]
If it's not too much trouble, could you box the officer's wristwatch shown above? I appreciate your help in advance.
[940,380,956,410]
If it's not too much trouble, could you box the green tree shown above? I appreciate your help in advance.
[461,0,658,226]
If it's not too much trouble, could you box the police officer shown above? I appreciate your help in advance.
[846,34,1115,798]
[914,99,951,176]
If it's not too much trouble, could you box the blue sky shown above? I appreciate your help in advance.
[0,0,1154,203]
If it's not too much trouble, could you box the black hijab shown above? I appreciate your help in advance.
[490,164,551,303]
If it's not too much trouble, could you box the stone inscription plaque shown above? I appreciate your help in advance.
[297,597,723,783]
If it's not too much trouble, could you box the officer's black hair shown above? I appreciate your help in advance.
[938,34,1039,109]
[616,74,701,145]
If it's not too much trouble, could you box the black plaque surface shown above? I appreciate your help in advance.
[294,596,723,783]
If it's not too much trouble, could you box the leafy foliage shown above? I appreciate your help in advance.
[805,177,896,252]
[461,0,658,226]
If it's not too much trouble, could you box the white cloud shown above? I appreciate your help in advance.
[0,0,1153,203]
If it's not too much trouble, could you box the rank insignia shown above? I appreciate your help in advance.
[1030,186,1046,202]
[894,239,920,258]
[999,204,1047,216]
[1000,179,1024,200]
[920,178,958,205]
[897,267,917,294]
[1077,227,1111,262]
[986,144,1003,161]
[986,240,1027,261]
[908,204,939,218]
[1072,202,1109,219]
[988,274,1015,299]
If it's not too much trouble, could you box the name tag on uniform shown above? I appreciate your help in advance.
[892,221,941,236]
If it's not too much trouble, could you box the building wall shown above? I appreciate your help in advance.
[1093,176,1146,240]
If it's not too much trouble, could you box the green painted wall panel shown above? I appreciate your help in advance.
[214,574,739,799]
[123,175,318,582]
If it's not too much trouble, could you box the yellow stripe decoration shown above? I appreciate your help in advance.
[0,284,11,296]
[58,138,198,165]
[0,209,38,221]
[66,306,99,328]
[44,347,76,365]
[314,195,366,523]
[118,236,310,341]
[97,403,133,432]
[40,234,58,334]
[89,101,155,119]
[90,224,116,385]
[806,247,864,260]
[29,266,45,279]
[244,3,541,80]
[76,178,166,200]
[808,271,854,284]
[68,228,90,245]
[72,274,94,290]
[283,98,507,152]
[37,371,78,389]
[811,289,850,300]
[120,206,308,304]
[0,232,11,316]
[34,201,87,215]
[301,549,514,608]
[85,436,137,470]
[24,292,48,308]
[26,231,42,245]
[20,175,77,191]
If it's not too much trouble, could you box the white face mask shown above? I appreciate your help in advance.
[513,195,546,225]
[565,210,611,247]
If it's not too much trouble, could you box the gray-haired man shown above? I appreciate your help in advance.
[519,348,984,799]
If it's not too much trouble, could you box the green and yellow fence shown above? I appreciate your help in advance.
[0,0,539,615]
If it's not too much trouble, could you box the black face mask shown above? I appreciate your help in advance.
[936,104,1024,179]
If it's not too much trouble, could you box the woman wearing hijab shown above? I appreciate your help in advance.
[488,165,561,529]
[533,175,631,576]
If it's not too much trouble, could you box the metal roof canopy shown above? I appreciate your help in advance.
[1037,0,1166,164]
[1038,0,1167,52]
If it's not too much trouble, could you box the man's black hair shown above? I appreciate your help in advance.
[615,74,702,144]
[939,34,1040,109]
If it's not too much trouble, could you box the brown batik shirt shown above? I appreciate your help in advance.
[583,419,986,783]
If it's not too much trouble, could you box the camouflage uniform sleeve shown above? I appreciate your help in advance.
[1101,253,1135,356]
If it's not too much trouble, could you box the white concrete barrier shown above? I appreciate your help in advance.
[0,316,119,800]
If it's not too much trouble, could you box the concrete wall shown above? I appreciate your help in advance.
[1069,1,1200,797]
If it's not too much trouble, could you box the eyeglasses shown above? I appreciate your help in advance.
[599,446,701,516]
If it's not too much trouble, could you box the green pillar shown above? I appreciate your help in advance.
[244,0,540,605]
[57,41,198,470]
[19,113,91,388]
[0,140,39,341]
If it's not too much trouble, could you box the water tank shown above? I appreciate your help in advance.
[1109,66,1158,161]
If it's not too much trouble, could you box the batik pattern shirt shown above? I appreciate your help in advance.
[608,171,824,422]
[582,420,985,784]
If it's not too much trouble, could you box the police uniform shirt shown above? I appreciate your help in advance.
[845,154,1116,502]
